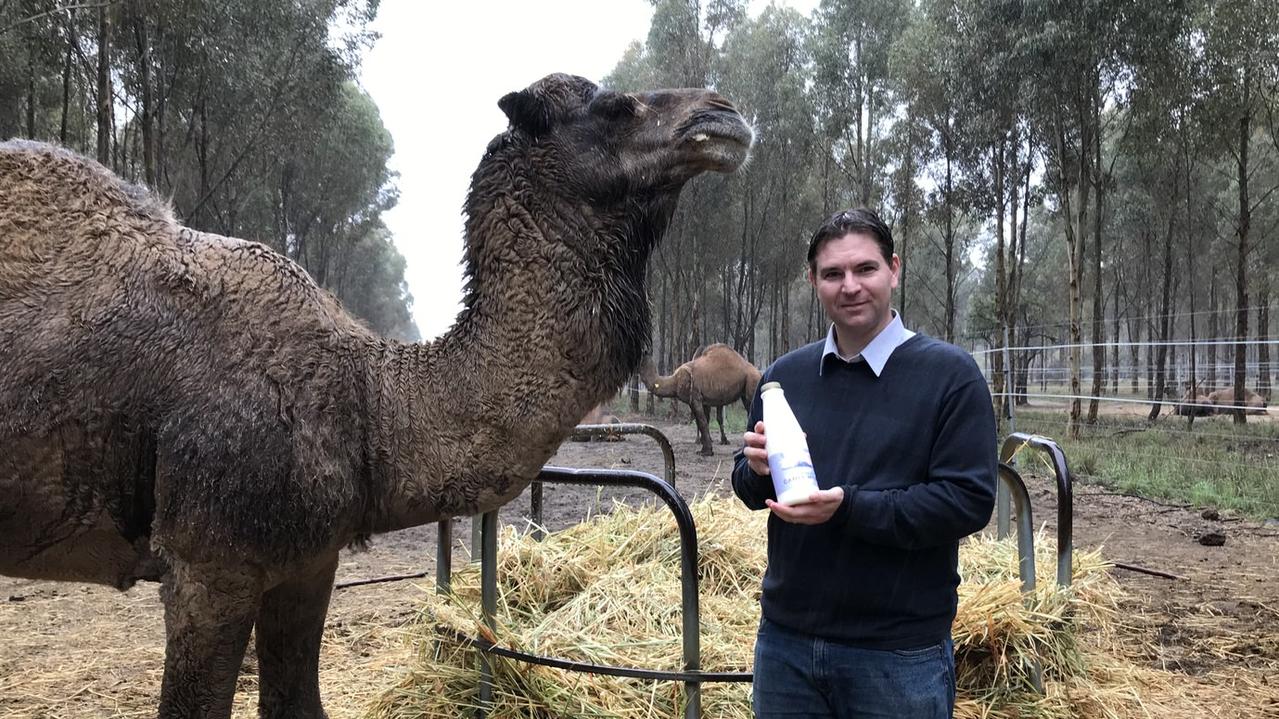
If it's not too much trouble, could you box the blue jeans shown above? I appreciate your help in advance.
[752,617,956,718]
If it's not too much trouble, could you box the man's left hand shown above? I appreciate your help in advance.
[765,487,845,525]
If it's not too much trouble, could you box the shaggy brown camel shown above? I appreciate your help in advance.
[639,343,761,456]
[0,73,751,718]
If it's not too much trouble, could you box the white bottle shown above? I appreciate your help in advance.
[761,382,820,506]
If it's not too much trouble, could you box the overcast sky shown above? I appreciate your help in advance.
[358,0,816,340]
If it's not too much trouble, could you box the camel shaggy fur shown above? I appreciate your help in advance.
[639,343,761,455]
[0,73,751,718]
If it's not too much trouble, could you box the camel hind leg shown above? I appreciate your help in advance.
[713,405,729,444]
[158,559,261,719]
[255,553,339,719]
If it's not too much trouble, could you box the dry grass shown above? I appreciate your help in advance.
[363,497,1248,719]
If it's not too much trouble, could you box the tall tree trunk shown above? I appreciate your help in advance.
[1209,267,1219,388]
[943,128,956,343]
[1014,149,1031,405]
[1111,273,1120,394]
[1258,286,1271,401]
[95,4,111,165]
[1184,132,1198,395]
[1232,75,1250,425]
[1054,106,1089,438]
[1087,93,1105,423]
[25,21,36,138]
[1147,217,1174,422]
[993,141,1008,422]
[1128,315,1140,396]
[132,7,154,186]
[59,30,71,143]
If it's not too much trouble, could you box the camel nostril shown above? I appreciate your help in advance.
[707,96,737,112]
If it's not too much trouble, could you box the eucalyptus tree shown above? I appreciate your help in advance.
[888,0,975,344]
[810,0,909,209]
[715,5,819,361]
[1020,0,1129,437]
[1193,0,1279,423]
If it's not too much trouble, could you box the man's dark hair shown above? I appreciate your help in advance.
[806,208,893,267]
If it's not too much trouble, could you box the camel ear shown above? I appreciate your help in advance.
[499,89,553,135]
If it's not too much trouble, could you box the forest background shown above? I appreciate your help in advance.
[1,0,1276,444]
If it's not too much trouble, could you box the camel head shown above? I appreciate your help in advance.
[493,73,753,200]
[457,74,753,402]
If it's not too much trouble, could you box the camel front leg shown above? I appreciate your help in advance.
[158,560,261,719]
[255,553,339,719]
[690,401,713,456]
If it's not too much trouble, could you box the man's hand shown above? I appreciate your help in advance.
[766,487,845,525]
[741,421,769,475]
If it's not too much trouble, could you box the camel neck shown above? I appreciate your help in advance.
[358,193,660,532]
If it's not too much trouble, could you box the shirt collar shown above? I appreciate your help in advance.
[819,310,915,377]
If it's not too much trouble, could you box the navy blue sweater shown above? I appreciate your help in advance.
[731,334,996,649]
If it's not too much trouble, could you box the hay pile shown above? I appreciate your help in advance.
[365,496,1185,719]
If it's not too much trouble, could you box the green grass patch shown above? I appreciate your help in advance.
[1006,408,1279,519]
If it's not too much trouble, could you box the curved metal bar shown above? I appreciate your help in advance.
[1000,432,1074,588]
[997,463,1036,595]
[997,462,1042,694]
[530,423,679,540]
[568,423,678,487]
[480,466,705,718]
[436,520,452,594]
[447,629,751,683]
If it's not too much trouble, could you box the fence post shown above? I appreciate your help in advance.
[997,325,1014,538]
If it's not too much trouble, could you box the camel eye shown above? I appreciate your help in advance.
[591,91,639,120]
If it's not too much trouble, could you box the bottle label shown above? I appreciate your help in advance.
[768,448,817,490]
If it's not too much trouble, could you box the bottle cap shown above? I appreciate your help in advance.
[761,381,781,393]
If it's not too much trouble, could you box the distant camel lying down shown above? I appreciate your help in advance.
[1206,387,1268,415]
[0,73,751,718]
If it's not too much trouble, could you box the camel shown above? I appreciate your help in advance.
[1173,381,1214,418]
[0,73,751,718]
[570,402,625,442]
[639,343,761,456]
[1206,386,1268,416]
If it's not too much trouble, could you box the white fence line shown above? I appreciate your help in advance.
[971,338,1279,356]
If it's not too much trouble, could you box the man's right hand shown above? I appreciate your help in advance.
[742,421,769,475]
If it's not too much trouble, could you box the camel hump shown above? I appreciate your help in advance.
[0,140,176,240]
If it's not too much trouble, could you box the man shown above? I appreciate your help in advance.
[731,208,996,718]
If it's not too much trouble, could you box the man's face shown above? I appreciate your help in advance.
[807,232,900,348]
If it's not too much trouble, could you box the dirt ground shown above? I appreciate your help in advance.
[1,410,1277,718]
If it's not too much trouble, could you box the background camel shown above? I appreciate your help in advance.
[1173,381,1214,418]
[570,402,625,442]
[0,73,750,718]
[1206,386,1268,416]
[639,343,761,456]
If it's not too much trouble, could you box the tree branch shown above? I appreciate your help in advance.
[0,1,116,36]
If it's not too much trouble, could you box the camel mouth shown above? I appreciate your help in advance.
[681,112,754,172]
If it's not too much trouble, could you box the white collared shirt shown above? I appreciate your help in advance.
[819,310,915,377]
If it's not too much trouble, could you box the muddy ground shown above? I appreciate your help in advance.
[1,410,1276,718]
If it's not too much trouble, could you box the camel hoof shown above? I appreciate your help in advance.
[699,448,714,457]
